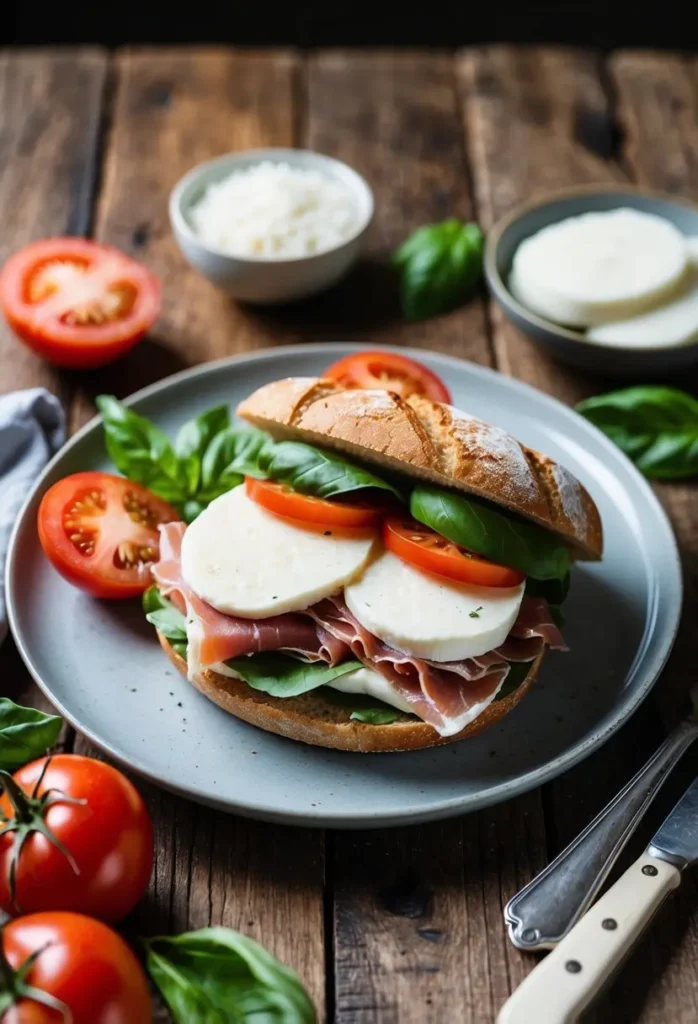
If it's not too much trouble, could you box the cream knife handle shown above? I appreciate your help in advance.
[498,853,681,1024]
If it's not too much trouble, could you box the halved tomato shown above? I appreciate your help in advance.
[383,517,525,588]
[38,472,178,598]
[0,238,161,368]
[324,350,452,403]
[245,477,383,530]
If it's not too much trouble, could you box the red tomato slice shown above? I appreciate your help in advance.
[383,517,525,588]
[38,472,179,598]
[0,238,161,368]
[245,477,383,529]
[324,350,452,403]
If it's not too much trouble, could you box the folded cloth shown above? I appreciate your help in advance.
[0,389,65,644]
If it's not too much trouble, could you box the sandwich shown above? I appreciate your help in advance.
[146,377,602,752]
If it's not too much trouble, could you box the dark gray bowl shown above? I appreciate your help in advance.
[485,185,698,376]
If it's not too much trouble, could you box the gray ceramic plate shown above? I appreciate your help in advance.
[485,185,698,376]
[6,344,682,828]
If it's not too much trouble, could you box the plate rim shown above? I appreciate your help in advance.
[5,343,684,827]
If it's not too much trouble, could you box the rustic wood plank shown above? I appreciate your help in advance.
[0,49,106,395]
[306,51,546,1024]
[70,46,326,1020]
[0,48,106,726]
[299,50,491,363]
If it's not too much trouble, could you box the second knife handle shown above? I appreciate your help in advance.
[505,717,698,950]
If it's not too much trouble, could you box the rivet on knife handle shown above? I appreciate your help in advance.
[504,716,698,951]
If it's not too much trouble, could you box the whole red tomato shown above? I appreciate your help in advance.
[0,755,153,922]
[0,912,152,1023]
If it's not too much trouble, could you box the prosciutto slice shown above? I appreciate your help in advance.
[152,523,349,670]
[151,522,565,737]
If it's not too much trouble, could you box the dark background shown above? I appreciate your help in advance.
[1,1,694,49]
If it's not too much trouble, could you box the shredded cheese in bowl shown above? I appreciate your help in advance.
[189,161,360,260]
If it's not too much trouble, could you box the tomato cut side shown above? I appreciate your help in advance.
[383,517,525,588]
[0,238,161,368]
[245,477,383,529]
[324,350,452,403]
[38,472,179,598]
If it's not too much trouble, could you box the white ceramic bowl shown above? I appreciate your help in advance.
[169,148,374,304]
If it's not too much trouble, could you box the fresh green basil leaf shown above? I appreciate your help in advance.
[170,640,189,660]
[257,441,402,501]
[410,484,570,581]
[576,386,698,479]
[320,688,406,723]
[96,395,188,503]
[393,218,484,321]
[182,498,208,523]
[145,926,314,1024]
[174,406,231,494]
[200,425,270,494]
[143,587,188,640]
[0,698,63,770]
[494,661,532,702]
[226,654,362,698]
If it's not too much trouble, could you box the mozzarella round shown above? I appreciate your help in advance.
[181,486,377,617]
[344,550,525,662]
[510,208,688,327]
[587,269,698,349]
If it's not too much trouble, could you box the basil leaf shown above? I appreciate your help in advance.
[320,688,405,723]
[200,426,270,497]
[525,572,570,607]
[96,395,187,502]
[170,640,188,659]
[174,405,231,494]
[576,386,698,479]
[145,926,314,1024]
[0,698,63,770]
[393,218,484,321]
[257,441,402,501]
[226,654,362,698]
[143,587,188,640]
[410,484,570,581]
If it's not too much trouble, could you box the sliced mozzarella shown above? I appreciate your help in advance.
[181,486,377,618]
[212,660,415,715]
[344,550,525,662]
[587,268,698,349]
[510,208,688,327]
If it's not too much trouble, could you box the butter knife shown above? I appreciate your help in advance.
[498,774,698,1024]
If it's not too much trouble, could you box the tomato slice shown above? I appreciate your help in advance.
[383,517,525,588]
[245,477,383,529]
[0,238,161,368]
[38,472,179,598]
[324,350,452,403]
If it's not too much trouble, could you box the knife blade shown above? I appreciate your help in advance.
[498,776,698,1024]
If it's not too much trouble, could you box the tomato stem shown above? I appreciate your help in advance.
[0,935,73,1021]
[0,761,86,913]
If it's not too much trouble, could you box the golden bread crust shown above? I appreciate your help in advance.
[237,378,603,559]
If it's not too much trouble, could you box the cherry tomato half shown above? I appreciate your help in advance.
[1,912,152,1024]
[383,517,525,588]
[245,476,383,529]
[0,754,153,922]
[0,238,160,368]
[324,350,452,403]
[37,472,179,599]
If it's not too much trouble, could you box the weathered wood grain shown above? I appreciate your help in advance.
[302,51,491,363]
[69,47,326,1019]
[0,49,107,395]
[305,51,546,1024]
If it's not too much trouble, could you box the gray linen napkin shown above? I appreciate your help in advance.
[0,389,65,644]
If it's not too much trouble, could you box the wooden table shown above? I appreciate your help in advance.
[2,45,698,1024]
